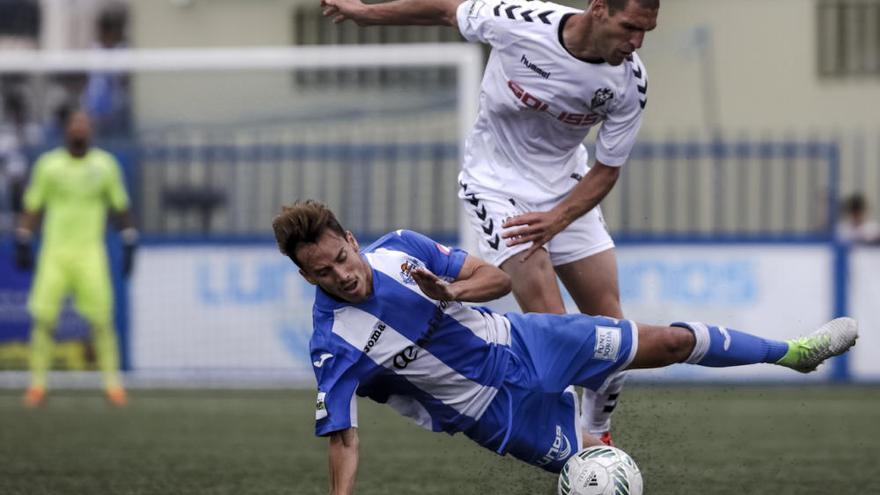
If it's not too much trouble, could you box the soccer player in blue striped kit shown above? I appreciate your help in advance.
[272,201,857,495]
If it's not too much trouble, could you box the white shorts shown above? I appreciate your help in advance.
[458,181,614,267]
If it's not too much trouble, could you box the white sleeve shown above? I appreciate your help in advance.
[456,0,512,46]
[595,55,648,167]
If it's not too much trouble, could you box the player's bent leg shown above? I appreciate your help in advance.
[476,386,585,474]
[481,314,638,471]
[556,248,624,442]
[500,249,566,314]
[626,318,857,373]
[626,324,696,369]
[555,248,623,319]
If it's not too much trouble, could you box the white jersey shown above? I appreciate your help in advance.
[456,0,647,203]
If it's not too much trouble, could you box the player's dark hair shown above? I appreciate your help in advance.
[604,0,659,15]
[272,200,347,267]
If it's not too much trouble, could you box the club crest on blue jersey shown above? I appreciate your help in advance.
[399,256,426,285]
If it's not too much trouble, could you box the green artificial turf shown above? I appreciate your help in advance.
[1,386,878,494]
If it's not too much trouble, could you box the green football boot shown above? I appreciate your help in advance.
[776,317,859,373]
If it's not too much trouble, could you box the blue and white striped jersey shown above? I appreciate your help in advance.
[310,230,512,437]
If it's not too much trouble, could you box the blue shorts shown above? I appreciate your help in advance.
[464,313,638,473]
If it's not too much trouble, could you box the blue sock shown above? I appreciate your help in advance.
[671,322,790,367]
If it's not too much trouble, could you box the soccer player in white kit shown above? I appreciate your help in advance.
[320,0,658,443]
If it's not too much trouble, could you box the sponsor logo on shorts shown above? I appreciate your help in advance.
[316,391,328,420]
[594,326,622,361]
[313,353,333,368]
[537,424,572,466]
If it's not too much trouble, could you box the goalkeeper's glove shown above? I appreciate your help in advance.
[121,228,139,278]
[14,228,34,271]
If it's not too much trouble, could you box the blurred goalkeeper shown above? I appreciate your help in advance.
[321,0,659,443]
[273,201,857,494]
[14,110,137,408]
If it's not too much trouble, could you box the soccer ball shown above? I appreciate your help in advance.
[558,446,643,495]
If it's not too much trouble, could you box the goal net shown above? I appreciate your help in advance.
[0,44,482,386]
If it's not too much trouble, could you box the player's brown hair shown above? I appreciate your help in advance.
[604,0,659,15]
[272,200,347,267]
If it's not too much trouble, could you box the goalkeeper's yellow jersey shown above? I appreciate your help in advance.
[23,147,130,252]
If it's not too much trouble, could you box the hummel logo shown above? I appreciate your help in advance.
[487,234,500,250]
[313,353,333,368]
[476,204,488,220]
[632,64,642,79]
[521,54,551,79]
[482,218,494,235]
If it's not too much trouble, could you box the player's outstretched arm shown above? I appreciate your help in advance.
[328,427,359,495]
[321,0,462,27]
[411,254,511,302]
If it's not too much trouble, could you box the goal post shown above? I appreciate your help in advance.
[0,44,484,386]
[1,44,484,249]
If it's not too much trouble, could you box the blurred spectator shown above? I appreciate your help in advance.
[837,193,880,244]
[81,3,131,139]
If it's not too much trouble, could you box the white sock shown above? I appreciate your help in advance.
[581,371,628,435]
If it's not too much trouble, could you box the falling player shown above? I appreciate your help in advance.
[273,200,857,494]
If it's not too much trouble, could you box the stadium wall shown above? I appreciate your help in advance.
[3,240,873,384]
[120,240,878,384]
[849,247,880,381]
